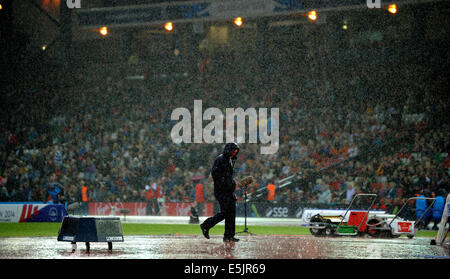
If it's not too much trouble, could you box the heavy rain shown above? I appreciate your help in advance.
[0,0,449,268]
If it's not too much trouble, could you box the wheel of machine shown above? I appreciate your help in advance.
[324,220,335,237]
[382,230,398,238]
[309,214,325,236]
[325,226,334,236]
[407,235,414,239]
[388,229,400,238]
[367,219,381,237]
[357,230,366,237]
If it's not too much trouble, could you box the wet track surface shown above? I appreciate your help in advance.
[0,235,449,259]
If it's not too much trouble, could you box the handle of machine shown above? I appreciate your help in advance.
[388,197,436,227]
[337,193,378,231]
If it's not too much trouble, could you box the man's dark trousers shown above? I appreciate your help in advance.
[202,194,236,238]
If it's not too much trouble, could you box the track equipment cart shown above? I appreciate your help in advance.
[307,193,377,236]
[307,194,436,238]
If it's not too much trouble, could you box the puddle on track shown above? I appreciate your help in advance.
[0,235,448,259]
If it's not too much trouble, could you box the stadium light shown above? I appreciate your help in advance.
[234,17,243,27]
[164,22,174,31]
[388,4,397,14]
[99,26,108,36]
[307,11,317,21]
[342,19,348,30]
[42,45,47,51]
[0,4,3,10]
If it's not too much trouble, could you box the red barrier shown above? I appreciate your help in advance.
[161,202,214,216]
[89,202,147,216]
[89,202,213,216]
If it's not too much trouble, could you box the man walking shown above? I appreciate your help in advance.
[200,142,240,242]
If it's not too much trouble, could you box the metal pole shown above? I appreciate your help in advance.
[237,186,253,235]
[244,188,247,230]
[388,197,436,227]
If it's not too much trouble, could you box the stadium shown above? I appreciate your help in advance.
[0,0,449,267]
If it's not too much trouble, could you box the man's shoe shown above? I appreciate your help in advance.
[223,237,240,242]
[200,223,210,239]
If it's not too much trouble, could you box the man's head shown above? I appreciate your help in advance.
[223,142,239,158]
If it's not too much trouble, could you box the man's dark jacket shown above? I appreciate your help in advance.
[211,143,239,198]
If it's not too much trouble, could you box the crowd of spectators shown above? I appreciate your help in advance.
[1,38,448,224]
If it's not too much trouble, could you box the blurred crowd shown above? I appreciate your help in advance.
[1,41,448,224]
